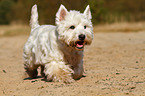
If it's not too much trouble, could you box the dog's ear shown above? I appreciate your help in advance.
[56,4,68,23]
[83,5,92,19]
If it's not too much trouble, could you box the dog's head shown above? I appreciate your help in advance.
[56,5,93,51]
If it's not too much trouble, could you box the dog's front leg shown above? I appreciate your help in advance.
[44,61,74,83]
[73,63,84,80]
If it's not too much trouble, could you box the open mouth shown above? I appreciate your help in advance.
[75,41,85,50]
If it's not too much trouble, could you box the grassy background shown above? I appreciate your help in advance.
[0,25,30,37]
[0,0,145,25]
[0,0,145,37]
[0,22,145,37]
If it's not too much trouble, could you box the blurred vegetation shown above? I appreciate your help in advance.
[0,0,145,25]
[0,0,15,24]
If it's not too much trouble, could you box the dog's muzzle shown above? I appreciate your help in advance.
[74,34,86,50]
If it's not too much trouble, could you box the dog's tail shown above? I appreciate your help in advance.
[30,4,39,30]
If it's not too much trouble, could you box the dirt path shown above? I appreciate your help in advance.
[0,32,145,96]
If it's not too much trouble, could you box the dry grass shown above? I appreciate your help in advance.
[0,25,30,37]
[0,22,145,37]
[94,22,145,33]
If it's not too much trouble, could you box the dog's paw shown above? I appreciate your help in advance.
[44,68,74,83]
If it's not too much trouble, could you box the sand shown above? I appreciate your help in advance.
[0,31,145,96]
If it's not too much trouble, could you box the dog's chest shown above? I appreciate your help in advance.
[63,51,83,67]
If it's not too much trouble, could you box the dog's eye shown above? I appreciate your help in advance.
[84,25,87,29]
[69,26,75,29]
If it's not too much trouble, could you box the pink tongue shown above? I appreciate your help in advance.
[77,44,83,47]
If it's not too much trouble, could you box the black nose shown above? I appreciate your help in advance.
[79,34,85,41]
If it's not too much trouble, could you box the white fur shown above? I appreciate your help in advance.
[23,4,93,83]
[30,4,39,30]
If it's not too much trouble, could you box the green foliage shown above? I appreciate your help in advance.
[9,0,86,24]
[87,0,106,24]
[0,0,145,24]
[102,0,145,23]
[0,0,15,24]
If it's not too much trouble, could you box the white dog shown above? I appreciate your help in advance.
[23,4,93,83]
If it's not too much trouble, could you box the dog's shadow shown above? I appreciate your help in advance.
[23,76,42,80]
[23,76,54,82]
[23,75,86,83]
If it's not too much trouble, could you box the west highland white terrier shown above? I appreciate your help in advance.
[23,4,93,83]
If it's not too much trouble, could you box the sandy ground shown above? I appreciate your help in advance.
[0,30,145,96]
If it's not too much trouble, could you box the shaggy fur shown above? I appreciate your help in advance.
[23,4,93,83]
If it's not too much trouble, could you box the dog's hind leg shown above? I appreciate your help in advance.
[24,63,39,79]
[40,65,45,77]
